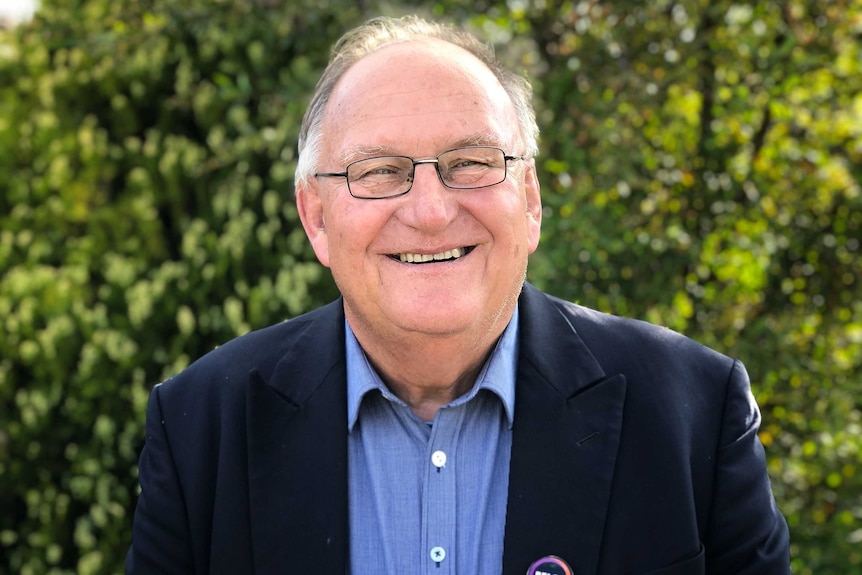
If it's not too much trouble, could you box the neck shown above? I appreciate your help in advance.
[347,311,513,422]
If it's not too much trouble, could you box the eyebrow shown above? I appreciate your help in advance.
[341,145,392,165]
[457,132,508,149]
[338,132,509,165]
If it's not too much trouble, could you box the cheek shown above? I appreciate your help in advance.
[326,207,381,259]
[332,226,349,245]
[512,243,523,257]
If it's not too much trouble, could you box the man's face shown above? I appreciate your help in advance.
[298,39,541,345]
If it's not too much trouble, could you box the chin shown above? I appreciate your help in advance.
[389,294,509,338]
[392,309,476,336]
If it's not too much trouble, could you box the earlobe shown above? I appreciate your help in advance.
[296,180,331,267]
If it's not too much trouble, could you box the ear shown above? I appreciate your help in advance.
[523,160,542,253]
[296,179,331,267]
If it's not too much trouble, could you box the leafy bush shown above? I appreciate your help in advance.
[0,1,348,572]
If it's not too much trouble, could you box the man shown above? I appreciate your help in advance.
[127,15,790,575]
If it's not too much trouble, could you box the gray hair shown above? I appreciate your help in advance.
[294,15,539,187]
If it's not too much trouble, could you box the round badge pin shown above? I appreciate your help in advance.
[526,555,573,575]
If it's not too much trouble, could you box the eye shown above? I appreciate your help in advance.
[449,158,489,170]
[351,158,410,181]
[368,166,401,176]
[442,148,502,172]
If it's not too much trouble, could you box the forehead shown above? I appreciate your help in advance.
[322,39,519,160]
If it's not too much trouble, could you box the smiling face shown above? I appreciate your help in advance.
[297,39,541,349]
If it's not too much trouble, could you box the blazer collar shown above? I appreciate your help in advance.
[502,283,627,575]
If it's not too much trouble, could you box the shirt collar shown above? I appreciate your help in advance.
[346,306,519,431]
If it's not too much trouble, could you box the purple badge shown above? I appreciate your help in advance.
[526,555,573,575]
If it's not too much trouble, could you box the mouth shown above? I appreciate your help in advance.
[388,246,475,264]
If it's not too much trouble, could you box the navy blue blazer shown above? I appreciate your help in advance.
[127,284,789,574]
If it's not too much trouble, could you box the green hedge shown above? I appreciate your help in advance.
[0,1,859,573]
[0,2,347,572]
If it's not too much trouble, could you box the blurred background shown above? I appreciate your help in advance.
[0,0,859,573]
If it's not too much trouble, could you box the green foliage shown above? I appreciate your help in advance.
[0,0,859,573]
[0,1,349,572]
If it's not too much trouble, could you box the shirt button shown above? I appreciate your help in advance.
[430,546,446,562]
[431,450,447,468]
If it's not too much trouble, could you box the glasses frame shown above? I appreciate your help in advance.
[313,146,525,200]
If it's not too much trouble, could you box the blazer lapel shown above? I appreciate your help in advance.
[503,285,627,575]
[246,301,349,574]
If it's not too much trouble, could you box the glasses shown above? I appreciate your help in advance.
[314,146,525,200]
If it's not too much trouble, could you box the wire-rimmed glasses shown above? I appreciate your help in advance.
[314,146,525,200]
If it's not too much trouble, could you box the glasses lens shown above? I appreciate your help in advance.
[346,156,413,198]
[438,147,506,189]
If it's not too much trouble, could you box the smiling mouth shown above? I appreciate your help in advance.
[389,246,475,264]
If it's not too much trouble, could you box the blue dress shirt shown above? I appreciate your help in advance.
[346,307,519,574]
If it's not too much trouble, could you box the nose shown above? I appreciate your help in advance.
[398,162,458,231]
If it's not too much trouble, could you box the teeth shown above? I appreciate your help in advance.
[399,247,464,263]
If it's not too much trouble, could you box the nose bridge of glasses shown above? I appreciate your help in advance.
[408,157,444,184]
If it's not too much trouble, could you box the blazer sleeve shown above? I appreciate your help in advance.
[705,360,790,574]
[126,385,196,575]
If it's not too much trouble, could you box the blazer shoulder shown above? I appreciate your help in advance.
[539,290,735,378]
[156,299,344,403]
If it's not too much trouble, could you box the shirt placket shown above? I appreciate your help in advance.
[421,404,467,574]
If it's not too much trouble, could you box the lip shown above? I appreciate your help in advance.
[387,245,476,264]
